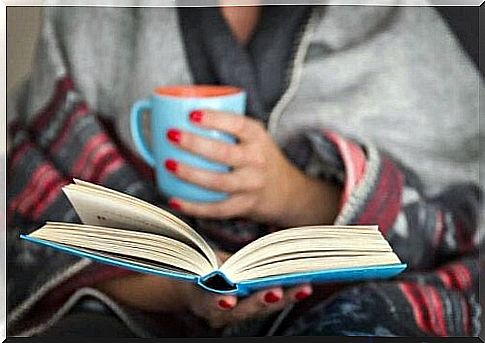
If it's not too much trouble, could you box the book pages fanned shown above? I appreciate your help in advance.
[21,180,407,295]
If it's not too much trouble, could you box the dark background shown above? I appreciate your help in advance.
[436,6,481,74]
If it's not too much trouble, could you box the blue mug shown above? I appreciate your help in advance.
[130,85,246,202]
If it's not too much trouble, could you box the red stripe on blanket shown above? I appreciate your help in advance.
[49,102,90,154]
[426,286,448,336]
[97,156,124,183]
[86,148,117,181]
[399,282,431,334]
[80,144,117,181]
[448,262,473,291]
[323,130,367,208]
[17,166,58,214]
[9,163,53,217]
[355,157,404,235]
[31,178,70,220]
[70,133,110,177]
[436,269,453,288]
[8,159,68,221]
[8,140,33,169]
[441,266,462,290]
[400,282,448,336]
[437,262,473,291]
[19,169,66,221]
[31,77,74,131]
[432,210,445,249]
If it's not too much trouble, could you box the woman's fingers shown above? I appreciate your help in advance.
[167,128,248,168]
[213,294,238,311]
[199,284,313,328]
[230,287,286,321]
[191,293,238,329]
[169,193,255,219]
[282,284,313,302]
[230,285,313,323]
[165,159,264,194]
[188,109,265,143]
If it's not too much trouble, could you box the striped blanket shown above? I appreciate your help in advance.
[7,77,483,337]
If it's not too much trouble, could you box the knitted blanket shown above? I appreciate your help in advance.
[7,76,483,336]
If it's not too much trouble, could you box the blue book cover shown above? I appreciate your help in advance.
[20,180,407,296]
[20,234,407,296]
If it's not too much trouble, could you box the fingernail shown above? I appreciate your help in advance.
[164,159,178,173]
[166,129,181,143]
[189,110,203,123]
[295,291,311,301]
[264,291,281,304]
[218,299,234,310]
[168,199,181,211]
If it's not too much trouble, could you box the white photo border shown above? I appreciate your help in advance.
[1,1,482,341]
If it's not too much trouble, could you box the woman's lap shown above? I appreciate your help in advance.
[277,283,405,336]
[38,311,137,337]
[37,282,419,337]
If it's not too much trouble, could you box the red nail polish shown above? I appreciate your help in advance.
[168,199,181,211]
[189,110,203,123]
[218,299,233,310]
[264,292,281,304]
[295,291,311,301]
[164,159,178,173]
[166,129,181,143]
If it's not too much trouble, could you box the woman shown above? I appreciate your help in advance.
[7,3,482,337]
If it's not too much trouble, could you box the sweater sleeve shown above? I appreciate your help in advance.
[6,8,163,335]
[283,129,482,271]
[282,129,482,336]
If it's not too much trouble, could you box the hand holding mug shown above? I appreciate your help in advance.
[165,110,341,228]
[130,85,246,203]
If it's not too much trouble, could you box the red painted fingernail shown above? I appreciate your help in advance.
[218,299,234,310]
[164,159,178,173]
[189,110,203,123]
[264,291,281,304]
[295,291,311,301]
[166,129,181,143]
[168,199,181,211]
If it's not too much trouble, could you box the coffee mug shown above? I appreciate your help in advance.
[130,85,246,202]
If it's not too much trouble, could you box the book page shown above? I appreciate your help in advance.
[231,254,401,282]
[221,226,384,270]
[219,225,402,282]
[63,180,218,268]
[30,222,215,275]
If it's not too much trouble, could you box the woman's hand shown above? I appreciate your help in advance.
[98,271,312,330]
[180,279,312,329]
[180,250,312,329]
[165,109,341,227]
[96,251,313,329]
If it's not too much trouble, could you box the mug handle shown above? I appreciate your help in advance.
[130,99,155,167]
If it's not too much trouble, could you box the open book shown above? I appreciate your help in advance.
[21,180,407,295]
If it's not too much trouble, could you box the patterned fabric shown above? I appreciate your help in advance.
[279,259,480,336]
[7,75,482,337]
[7,78,159,335]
